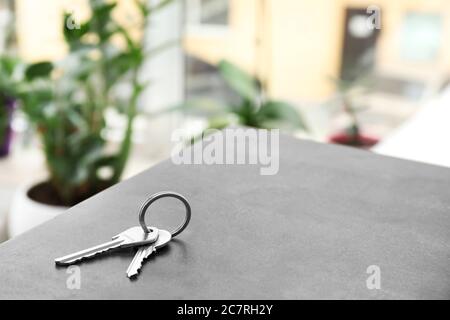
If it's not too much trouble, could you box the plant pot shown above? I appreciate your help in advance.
[0,97,15,158]
[8,182,68,237]
[329,132,379,149]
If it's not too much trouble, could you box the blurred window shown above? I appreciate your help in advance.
[372,75,425,101]
[186,0,229,26]
[400,13,443,62]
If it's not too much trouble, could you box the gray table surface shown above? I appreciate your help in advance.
[0,133,449,299]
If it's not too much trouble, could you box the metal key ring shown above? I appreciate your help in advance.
[138,191,191,238]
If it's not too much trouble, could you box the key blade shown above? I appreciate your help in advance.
[126,246,151,278]
[143,245,157,259]
[126,230,171,279]
[55,226,158,266]
[55,238,124,266]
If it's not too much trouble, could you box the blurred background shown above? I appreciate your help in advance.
[1,0,449,241]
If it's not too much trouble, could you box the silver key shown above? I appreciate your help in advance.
[126,229,172,278]
[55,226,159,266]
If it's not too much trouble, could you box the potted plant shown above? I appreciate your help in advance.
[327,74,378,149]
[8,0,173,236]
[176,60,308,141]
[0,55,20,157]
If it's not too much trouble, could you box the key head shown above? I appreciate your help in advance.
[153,229,171,250]
[115,226,159,248]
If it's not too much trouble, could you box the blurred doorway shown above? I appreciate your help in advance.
[340,8,381,81]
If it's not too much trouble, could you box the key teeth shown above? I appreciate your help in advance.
[55,242,123,266]
[127,265,142,278]
[126,248,154,278]
[126,251,144,278]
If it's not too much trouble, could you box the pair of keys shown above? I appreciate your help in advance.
[54,191,191,278]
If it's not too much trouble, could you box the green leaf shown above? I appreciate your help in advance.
[256,100,308,130]
[116,25,139,53]
[218,60,259,101]
[207,117,231,130]
[0,55,20,76]
[63,13,90,49]
[88,0,118,43]
[25,62,53,80]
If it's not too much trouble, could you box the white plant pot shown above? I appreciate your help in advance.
[8,183,68,237]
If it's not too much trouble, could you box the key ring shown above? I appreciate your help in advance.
[138,191,191,238]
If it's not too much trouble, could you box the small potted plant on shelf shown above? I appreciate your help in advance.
[327,74,378,149]
[8,0,173,236]
[0,55,20,157]
[176,60,308,141]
